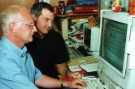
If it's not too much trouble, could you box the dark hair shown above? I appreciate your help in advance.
[31,2,54,17]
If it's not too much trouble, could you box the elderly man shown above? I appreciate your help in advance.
[0,5,85,89]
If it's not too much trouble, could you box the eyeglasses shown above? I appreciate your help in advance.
[15,20,36,30]
[23,23,35,30]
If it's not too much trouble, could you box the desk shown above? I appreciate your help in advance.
[68,56,98,72]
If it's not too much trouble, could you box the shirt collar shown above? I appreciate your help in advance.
[1,37,27,57]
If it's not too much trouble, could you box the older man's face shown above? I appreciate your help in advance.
[13,7,37,44]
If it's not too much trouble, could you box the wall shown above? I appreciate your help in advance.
[0,0,35,12]
[100,0,112,9]
[49,0,68,6]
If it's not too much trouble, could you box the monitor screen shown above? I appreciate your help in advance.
[100,18,128,73]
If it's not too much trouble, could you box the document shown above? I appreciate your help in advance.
[80,63,98,72]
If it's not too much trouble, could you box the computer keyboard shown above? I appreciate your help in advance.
[82,76,108,89]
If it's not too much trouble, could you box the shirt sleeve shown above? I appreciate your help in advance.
[27,53,43,81]
[0,57,38,89]
[34,66,43,81]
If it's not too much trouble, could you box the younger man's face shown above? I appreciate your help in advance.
[36,8,54,34]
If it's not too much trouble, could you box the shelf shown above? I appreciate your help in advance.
[56,13,98,19]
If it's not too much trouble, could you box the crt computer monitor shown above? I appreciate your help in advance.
[96,10,133,88]
[100,18,128,75]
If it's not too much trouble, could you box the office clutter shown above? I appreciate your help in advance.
[73,6,98,14]
[66,15,97,56]
[80,62,98,72]
[129,0,135,15]
[54,0,98,15]
[54,0,99,57]
[112,0,121,12]
[66,18,91,56]
[68,56,98,72]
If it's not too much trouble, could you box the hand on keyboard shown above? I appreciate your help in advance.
[82,76,108,89]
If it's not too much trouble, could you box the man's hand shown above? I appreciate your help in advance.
[63,79,86,89]
[67,70,87,79]
[67,71,83,79]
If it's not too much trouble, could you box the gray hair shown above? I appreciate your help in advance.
[0,5,23,36]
